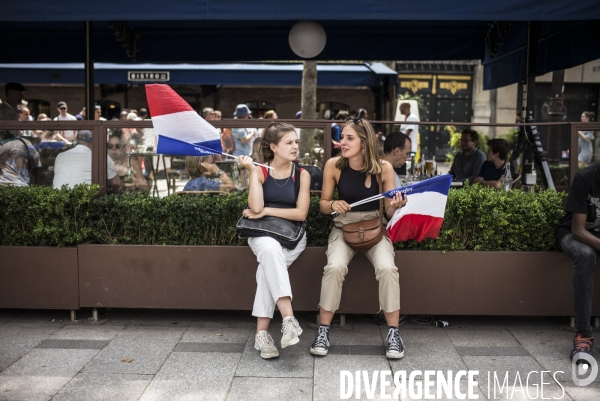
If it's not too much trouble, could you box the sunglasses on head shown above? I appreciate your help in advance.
[107,143,122,150]
[345,117,363,125]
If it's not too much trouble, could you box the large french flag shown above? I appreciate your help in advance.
[145,84,222,156]
[385,174,452,242]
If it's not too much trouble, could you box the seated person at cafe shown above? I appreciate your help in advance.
[53,130,124,193]
[473,138,514,189]
[107,131,150,191]
[0,129,42,187]
[183,156,236,192]
[555,162,600,366]
[382,132,412,188]
[448,129,486,183]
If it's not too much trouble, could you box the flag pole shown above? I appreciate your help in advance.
[219,152,274,170]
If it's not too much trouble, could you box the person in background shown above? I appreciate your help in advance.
[119,110,128,121]
[202,107,216,120]
[448,128,486,183]
[53,101,77,142]
[555,161,600,367]
[238,121,311,359]
[107,131,149,191]
[232,104,254,156]
[52,130,123,193]
[357,108,368,120]
[94,105,107,121]
[75,107,86,121]
[399,102,419,161]
[37,117,70,144]
[331,112,347,157]
[17,106,35,138]
[311,118,407,359]
[382,132,412,188]
[0,82,26,123]
[473,138,514,189]
[578,111,595,167]
[0,127,42,187]
[183,156,236,192]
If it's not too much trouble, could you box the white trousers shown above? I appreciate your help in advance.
[248,233,307,318]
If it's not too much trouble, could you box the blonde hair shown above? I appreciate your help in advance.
[185,156,213,178]
[259,122,297,163]
[335,118,382,175]
[263,110,277,119]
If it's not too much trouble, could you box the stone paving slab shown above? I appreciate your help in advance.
[52,373,153,401]
[0,348,98,401]
[446,328,521,347]
[235,333,314,378]
[461,355,546,386]
[180,326,250,344]
[82,340,176,375]
[456,346,496,356]
[36,339,109,350]
[0,324,62,372]
[563,382,600,401]
[138,352,240,401]
[48,324,125,341]
[174,342,246,353]
[328,345,385,356]
[389,347,469,375]
[115,325,186,343]
[226,377,313,401]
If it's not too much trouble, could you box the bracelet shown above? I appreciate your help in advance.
[217,170,226,176]
[330,200,336,211]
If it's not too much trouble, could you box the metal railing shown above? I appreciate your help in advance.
[2,119,598,195]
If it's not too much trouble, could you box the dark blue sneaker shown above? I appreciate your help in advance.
[386,327,404,359]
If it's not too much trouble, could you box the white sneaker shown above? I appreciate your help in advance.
[281,316,303,348]
[255,330,279,359]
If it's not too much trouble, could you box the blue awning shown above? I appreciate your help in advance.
[1,1,599,89]
[0,62,397,87]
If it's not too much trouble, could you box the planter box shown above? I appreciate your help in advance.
[78,245,600,316]
[0,246,79,309]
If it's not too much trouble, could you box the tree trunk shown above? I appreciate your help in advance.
[547,70,564,166]
[300,61,317,164]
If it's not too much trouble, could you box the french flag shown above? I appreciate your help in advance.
[145,84,223,156]
[385,174,453,242]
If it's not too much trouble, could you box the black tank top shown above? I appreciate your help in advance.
[337,167,379,211]
[262,164,296,209]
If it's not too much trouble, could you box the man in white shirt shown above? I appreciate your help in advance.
[53,101,77,142]
[399,102,419,158]
[382,132,412,188]
[53,130,123,193]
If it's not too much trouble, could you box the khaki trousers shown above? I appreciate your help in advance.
[319,211,400,313]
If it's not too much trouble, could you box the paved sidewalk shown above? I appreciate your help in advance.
[0,309,598,400]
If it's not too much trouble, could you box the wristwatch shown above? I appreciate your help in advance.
[217,169,226,176]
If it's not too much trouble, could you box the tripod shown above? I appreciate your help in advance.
[509,117,555,190]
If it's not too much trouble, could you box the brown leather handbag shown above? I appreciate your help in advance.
[339,174,385,251]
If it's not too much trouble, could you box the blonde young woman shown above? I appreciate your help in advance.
[310,118,408,359]
[238,122,311,359]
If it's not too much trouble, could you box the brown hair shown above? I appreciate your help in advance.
[259,122,297,163]
[335,118,383,175]
[185,156,213,179]
[582,111,595,121]
[263,110,277,119]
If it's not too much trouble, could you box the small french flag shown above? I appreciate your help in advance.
[385,174,453,242]
[145,84,223,156]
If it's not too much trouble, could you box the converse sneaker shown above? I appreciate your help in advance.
[386,326,405,359]
[281,316,303,348]
[570,333,594,365]
[255,330,279,359]
[310,324,330,356]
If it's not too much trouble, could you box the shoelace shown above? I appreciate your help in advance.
[313,326,329,348]
[573,335,593,352]
[387,328,401,351]
[281,318,297,335]
[257,332,275,347]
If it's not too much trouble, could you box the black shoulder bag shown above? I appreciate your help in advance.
[236,164,307,250]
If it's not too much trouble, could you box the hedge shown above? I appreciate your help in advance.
[0,184,567,251]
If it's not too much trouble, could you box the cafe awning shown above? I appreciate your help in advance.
[1,1,599,89]
[0,62,397,87]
